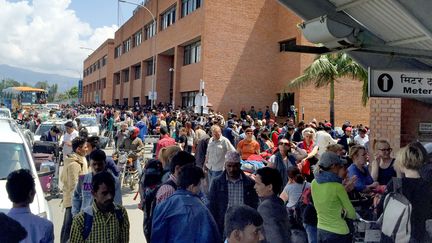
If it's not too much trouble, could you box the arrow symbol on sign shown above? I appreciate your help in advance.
[382,75,389,91]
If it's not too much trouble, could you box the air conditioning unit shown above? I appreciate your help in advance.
[299,15,360,49]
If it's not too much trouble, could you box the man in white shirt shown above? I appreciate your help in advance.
[354,127,369,146]
[316,126,337,158]
[62,121,79,158]
[205,125,235,186]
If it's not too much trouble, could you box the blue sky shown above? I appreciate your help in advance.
[69,0,135,28]
[0,0,140,77]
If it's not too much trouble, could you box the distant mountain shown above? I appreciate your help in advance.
[0,64,78,92]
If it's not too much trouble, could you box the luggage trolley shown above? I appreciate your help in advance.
[32,141,61,198]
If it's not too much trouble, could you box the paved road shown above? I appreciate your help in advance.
[48,145,152,243]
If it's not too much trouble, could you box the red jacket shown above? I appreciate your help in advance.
[155,135,176,159]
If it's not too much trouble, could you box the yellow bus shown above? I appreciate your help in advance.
[2,86,48,111]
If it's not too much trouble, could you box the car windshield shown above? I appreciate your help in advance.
[0,110,10,118]
[79,117,96,126]
[0,143,30,180]
[35,124,53,136]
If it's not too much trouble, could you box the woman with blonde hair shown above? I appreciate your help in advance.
[297,127,318,181]
[347,145,378,193]
[157,145,182,182]
[378,143,432,242]
[371,139,396,185]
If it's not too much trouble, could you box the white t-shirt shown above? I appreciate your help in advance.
[354,134,369,146]
[283,182,311,208]
[62,130,79,156]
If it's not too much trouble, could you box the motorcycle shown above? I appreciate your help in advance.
[116,150,141,190]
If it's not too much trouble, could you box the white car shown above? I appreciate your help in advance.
[0,108,12,118]
[44,103,60,110]
[34,120,67,142]
[77,115,99,137]
[0,118,51,220]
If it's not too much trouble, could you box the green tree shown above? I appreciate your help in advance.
[0,78,21,90]
[288,52,367,126]
[47,84,58,102]
[67,86,78,98]
[34,81,49,90]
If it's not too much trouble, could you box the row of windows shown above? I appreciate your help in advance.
[114,59,154,85]
[83,79,106,93]
[114,1,201,59]
[84,55,107,77]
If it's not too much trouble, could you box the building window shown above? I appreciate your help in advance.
[115,99,120,105]
[102,55,107,66]
[115,45,122,58]
[103,79,106,89]
[184,41,201,65]
[97,60,100,69]
[144,21,156,40]
[181,91,198,107]
[122,69,130,82]
[146,59,154,76]
[114,73,120,85]
[133,30,142,47]
[182,0,201,17]
[123,38,131,53]
[161,5,176,30]
[134,65,141,80]
[123,98,129,106]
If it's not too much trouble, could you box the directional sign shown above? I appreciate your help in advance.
[369,68,432,98]
[78,80,83,99]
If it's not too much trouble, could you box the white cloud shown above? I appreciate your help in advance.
[0,0,118,77]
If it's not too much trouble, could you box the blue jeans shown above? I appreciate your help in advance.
[303,223,318,243]
[317,229,351,243]
[208,170,223,189]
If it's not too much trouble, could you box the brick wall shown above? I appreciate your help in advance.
[401,98,432,146]
[369,97,401,153]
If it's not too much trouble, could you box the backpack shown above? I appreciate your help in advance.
[288,182,307,230]
[379,178,411,243]
[143,179,177,240]
[82,207,124,240]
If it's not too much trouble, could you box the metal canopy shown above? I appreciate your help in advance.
[278,0,432,71]
[278,0,432,103]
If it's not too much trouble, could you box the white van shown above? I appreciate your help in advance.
[0,118,51,220]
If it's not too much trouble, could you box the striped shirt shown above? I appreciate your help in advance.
[69,202,130,243]
[156,174,178,204]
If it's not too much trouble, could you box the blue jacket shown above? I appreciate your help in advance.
[347,164,374,192]
[71,172,122,216]
[151,189,221,243]
[136,121,148,141]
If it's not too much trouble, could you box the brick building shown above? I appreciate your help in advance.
[81,0,369,126]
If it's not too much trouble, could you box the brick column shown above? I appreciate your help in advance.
[369,97,401,154]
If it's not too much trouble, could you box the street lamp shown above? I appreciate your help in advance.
[118,0,157,108]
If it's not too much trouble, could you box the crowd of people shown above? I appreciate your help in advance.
[2,103,432,243]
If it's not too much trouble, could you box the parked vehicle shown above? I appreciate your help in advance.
[116,150,140,190]
[0,118,52,220]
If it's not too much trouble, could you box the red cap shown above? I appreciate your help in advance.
[325,122,332,127]
[345,127,353,132]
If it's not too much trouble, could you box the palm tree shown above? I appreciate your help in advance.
[288,52,368,126]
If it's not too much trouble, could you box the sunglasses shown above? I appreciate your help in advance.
[379,148,392,152]
[279,142,290,146]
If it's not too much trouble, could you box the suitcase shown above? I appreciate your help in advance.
[33,141,59,156]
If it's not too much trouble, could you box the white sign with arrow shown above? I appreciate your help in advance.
[369,68,432,98]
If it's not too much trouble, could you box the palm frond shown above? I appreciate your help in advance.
[287,55,337,89]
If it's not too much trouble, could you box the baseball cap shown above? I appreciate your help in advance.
[64,121,74,128]
[319,152,347,168]
[345,126,353,132]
